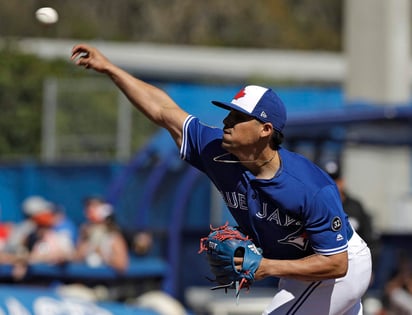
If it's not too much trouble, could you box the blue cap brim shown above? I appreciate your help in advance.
[211,100,253,117]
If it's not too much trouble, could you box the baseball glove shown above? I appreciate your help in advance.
[198,223,262,294]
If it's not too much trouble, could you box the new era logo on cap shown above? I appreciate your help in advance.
[211,85,287,132]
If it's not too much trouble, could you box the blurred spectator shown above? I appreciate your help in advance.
[132,230,153,257]
[323,159,382,296]
[74,196,129,272]
[0,223,11,250]
[0,196,77,280]
[382,252,412,315]
[25,197,77,265]
[0,197,39,279]
[0,222,24,266]
[0,196,41,261]
[323,160,377,248]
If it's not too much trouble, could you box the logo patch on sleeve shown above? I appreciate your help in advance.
[331,216,342,231]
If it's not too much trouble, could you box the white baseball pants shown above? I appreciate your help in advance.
[263,231,372,315]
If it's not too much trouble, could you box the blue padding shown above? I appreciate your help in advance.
[135,156,177,229]
[287,103,412,126]
[0,284,159,315]
[162,167,202,297]
[0,257,167,281]
[106,145,155,204]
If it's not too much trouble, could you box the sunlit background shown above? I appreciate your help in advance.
[0,1,411,315]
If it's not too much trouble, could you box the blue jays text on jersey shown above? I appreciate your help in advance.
[180,116,353,260]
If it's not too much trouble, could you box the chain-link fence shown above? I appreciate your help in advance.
[41,76,159,162]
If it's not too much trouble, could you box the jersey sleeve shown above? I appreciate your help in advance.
[179,115,224,172]
[304,185,349,255]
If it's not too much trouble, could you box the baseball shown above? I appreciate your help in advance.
[35,7,59,24]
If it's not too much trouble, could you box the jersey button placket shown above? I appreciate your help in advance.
[247,182,258,201]
[246,182,262,245]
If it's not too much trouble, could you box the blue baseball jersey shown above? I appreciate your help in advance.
[180,116,353,260]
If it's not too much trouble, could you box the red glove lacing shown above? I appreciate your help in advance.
[198,222,250,253]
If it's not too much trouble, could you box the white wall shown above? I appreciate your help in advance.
[343,145,412,232]
[343,0,412,232]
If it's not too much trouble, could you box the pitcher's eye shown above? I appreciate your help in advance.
[229,111,254,123]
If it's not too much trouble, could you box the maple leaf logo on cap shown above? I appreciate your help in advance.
[233,89,246,100]
[211,85,287,133]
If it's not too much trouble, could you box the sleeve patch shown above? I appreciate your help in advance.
[331,216,342,232]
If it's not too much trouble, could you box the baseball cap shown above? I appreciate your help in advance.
[211,85,287,132]
[323,160,342,180]
[22,196,54,217]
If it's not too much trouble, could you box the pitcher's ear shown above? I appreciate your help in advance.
[261,122,274,135]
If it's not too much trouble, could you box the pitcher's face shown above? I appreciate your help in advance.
[222,110,264,152]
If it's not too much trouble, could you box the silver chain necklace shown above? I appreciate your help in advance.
[212,152,276,167]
